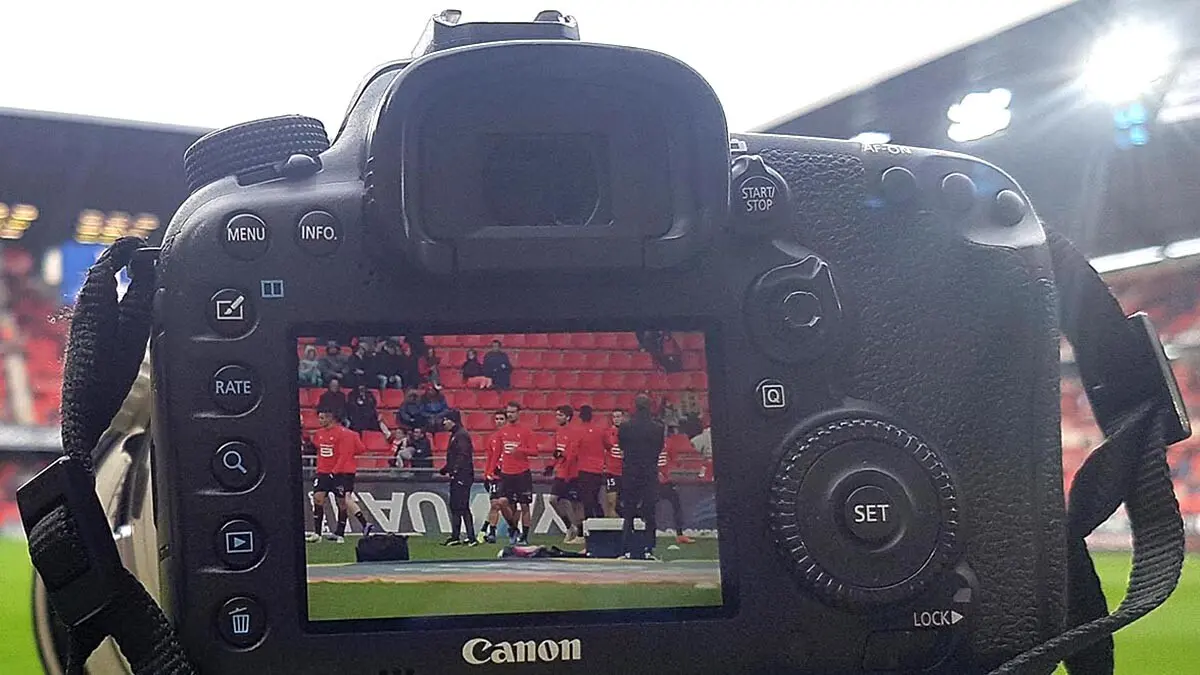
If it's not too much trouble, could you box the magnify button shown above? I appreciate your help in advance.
[212,441,261,491]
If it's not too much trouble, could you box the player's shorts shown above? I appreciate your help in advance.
[604,474,622,494]
[658,481,678,499]
[313,473,355,498]
[500,470,534,504]
[485,479,504,500]
[551,478,579,500]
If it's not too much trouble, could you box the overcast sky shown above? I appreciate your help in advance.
[1,1,1072,133]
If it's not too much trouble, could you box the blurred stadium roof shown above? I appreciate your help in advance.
[767,0,1200,258]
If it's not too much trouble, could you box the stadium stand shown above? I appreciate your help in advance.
[298,333,712,478]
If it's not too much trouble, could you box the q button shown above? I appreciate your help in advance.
[212,441,262,492]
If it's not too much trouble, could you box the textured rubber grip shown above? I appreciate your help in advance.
[183,115,329,193]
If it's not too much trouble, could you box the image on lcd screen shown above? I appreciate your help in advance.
[297,331,720,622]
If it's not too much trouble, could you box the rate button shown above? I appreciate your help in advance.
[211,364,260,414]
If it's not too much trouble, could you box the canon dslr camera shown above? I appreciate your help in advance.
[151,10,1069,674]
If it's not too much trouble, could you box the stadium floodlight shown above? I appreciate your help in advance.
[848,131,891,145]
[946,88,1012,143]
[1083,21,1177,103]
[1088,246,1165,273]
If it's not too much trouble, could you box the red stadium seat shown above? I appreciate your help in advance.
[465,412,494,431]
[584,352,609,370]
[691,372,709,390]
[536,413,558,431]
[445,348,468,367]
[616,333,641,350]
[301,409,320,429]
[540,351,564,369]
[591,393,617,411]
[461,334,488,348]
[569,392,591,409]
[678,333,705,351]
[623,373,649,390]
[615,393,636,410]
[298,388,317,407]
[477,390,501,410]
[569,333,596,349]
[607,352,633,370]
[601,372,625,390]
[432,432,451,453]
[525,333,551,349]
[561,352,586,369]
[546,391,570,409]
[648,372,671,391]
[682,350,705,371]
[363,430,390,453]
[578,372,603,390]
[381,389,406,408]
[511,370,535,389]
[513,350,543,369]
[534,371,557,389]
[548,333,572,349]
[447,390,478,409]
[631,352,655,370]
[556,372,581,389]
[505,334,528,348]
[594,332,621,350]
[521,391,548,410]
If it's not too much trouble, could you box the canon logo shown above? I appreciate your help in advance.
[461,637,582,665]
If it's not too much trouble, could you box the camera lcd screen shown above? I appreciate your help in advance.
[298,330,722,623]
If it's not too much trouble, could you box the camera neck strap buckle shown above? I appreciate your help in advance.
[18,455,124,628]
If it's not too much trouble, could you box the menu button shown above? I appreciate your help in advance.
[222,213,270,260]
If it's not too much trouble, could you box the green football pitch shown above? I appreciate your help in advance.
[306,533,722,620]
[1,536,1197,673]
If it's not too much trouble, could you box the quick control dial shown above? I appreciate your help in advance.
[768,416,960,609]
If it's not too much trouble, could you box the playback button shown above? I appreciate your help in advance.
[208,288,255,337]
[216,518,265,570]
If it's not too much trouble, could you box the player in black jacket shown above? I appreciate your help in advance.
[618,394,665,559]
[440,410,478,546]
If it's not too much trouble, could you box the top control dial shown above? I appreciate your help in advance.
[183,115,330,193]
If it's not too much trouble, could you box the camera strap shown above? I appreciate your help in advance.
[15,233,1188,675]
[18,237,196,675]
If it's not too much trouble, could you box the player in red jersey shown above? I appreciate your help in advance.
[574,405,608,520]
[602,408,626,517]
[493,401,540,544]
[658,424,695,544]
[477,409,518,544]
[306,408,370,543]
[544,405,583,543]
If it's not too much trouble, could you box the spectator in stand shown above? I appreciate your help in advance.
[316,378,348,424]
[344,343,371,389]
[420,347,443,387]
[483,339,513,390]
[318,344,350,384]
[398,341,421,390]
[396,389,427,431]
[659,397,682,429]
[373,341,405,390]
[298,345,322,387]
[384,423,434,471]
[345,384,379,433]
[461,349,492,389]
[690,425,712,458]
[637,330,683,373]
[421,387,450,430]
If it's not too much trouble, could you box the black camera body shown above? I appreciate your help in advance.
[150,13,1065,674]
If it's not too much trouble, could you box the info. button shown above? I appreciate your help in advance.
[212,364,260,414]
